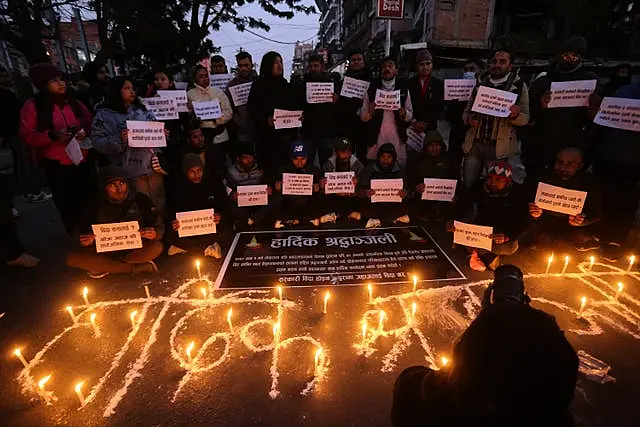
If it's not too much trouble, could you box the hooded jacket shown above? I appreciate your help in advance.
[358,144,405,195]
[410,139,458,188]
[322,154,365,174]
[226,160,266,189]
[166,167,228,219]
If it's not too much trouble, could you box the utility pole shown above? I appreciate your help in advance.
[74,8,91,63]
[384,19,391,56]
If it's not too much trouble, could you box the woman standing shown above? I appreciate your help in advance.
[19,63,95,235]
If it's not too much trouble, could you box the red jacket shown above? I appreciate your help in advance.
[19,98,92,165]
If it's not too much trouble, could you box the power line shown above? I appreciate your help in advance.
[242,28,316,45]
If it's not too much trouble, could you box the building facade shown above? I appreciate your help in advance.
[292,41,315,78]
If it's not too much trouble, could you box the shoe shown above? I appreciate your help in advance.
[469,252,487,272]
[11,208,19,218]
[575,238,600,252]
[309,218,320,227]
[601,242,622,262]
[168,245,187,256]
[275,220,284,229]
[365,218,381,229]
[394,215,410,224]
[204,242,222,259]
[348,211,362,221]
[6,253,40,268]
[87,271,110,279]
[320,213,337,224]
[133,261,159,275]
[30,192,48,202]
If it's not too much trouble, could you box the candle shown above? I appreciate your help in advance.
[195,259,202,279]
[82,286,89,305]
[589,256,595,271]
[378,310,386,332]
[615,282,624,300]
[185,341,195,363]
[200,287,207,300]
[412,275,418,294]
[90,313,101,338]
[561,256,570,275]
[545,254,554,274]
[65,306,77,325]
[227,307,233,332]
[628,255,635,273]
[314,348,323,377]
[74,381,86,406]
[440,356,449,367]
[273,322,280,341]
[361,321,367,347]
[367,283,373,302]
[13,348,28,368]
[578,296,587,318]
[277,285,283,302]
[144,285,151,299]
[411,302,417,324]
[38,374,52,403]
[322,291,330,314]
[130,310,138,329]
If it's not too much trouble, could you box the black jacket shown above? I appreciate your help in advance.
[299,72,340,138]
[79,191,158,235]
[166,169,228,219]
[247,75,300,143]
[366,78,410,144]
[407,75,444,130]
[337,69,370,139]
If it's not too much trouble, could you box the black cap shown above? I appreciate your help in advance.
[98,165,127,188]
[334,137,353,151]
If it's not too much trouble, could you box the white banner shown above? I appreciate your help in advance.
[406,128,425,152]
[282,173,314,196]
[126,120,166,148]
[534,182,587,216]
[548,80,597,108]
[422,178,457,201]
[140,97,179,120]
[157,90,189,113]
[594,97,640,132]
[306,82,334,104]
[453,220,493,251]
[374,89,401,110]
[228,82,253,107]
[193,100,222,120]
[371,178,403,203]
[273,109,303,129]
[176,209,217,237]
[92,221,142,253]
[340,77,370,99]
[210,74,233,91]
[444,79,476,101]
[324,172,355,194]
[237,184,268,207]
[471,86,518,118]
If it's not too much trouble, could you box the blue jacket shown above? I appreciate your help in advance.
[596,83,640,165]
[92,105,158,179]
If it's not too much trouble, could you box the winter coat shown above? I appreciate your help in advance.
[337,69,369,139]
[322,154,365,174]
[166,169,228,219]
[408,75,444,130]
[226,161,266,189]
[248,75,300,144]
[187,85,233,143]
[79,191,158,235]
[410,144,458,189]
[226,72,258,143]
[299,72,340,138]
[357,160,405,196]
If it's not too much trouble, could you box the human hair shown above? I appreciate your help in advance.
[348,49,365,60]
[211,55,226,65]
[381,56,396,67]
[104,76,144,114]
[34,89,85,132]
[236,51,252,62]
[308,53,324,65]
[259,51,283,78]
[185,119,202,134]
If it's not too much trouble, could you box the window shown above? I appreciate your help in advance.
[439,0,455,11]
[77,49,87,62]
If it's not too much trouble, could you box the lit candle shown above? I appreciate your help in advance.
[130,310,138,329]
[628,255,635,273]
[144,285,151,299]
[545,254,554,274]
[90,313,101,338]
[200,287,207,300]
[82,286,89,306]
[227,307,233,332]
[277,286,283,302]
[13,348,28,368]
[377,310,385,332]
[411,302,417,324]
[589,256,595,271]
[185,341,195,363]
[561,256,570,275]
[322,291,330,314]
[440,356,449,367]
[615,282,624,300]
[361,321,367,347]
[314,348,323,377]
[65,306,77,325]
[578,296,587,318]
[74,381,86,406]
[412,275,418,294]
[38,374,52,403]
[195,259,202,279]
[273,322,281,341]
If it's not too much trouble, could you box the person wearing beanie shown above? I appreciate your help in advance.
[66,165,163,278]
[407,49,444,143]
[451,159,528,271]
[19,63,95,235]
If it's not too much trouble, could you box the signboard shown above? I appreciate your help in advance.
[534,182,587,216]
[371,178,403,203]
[340,77,370,99]
[444,79,476,101]
[92,221,142,253]
[594,97,640,132]
[374,89,401,111]
[210,74,233,91]
[175,209,217,237]
[453,221,493,251]
[306,82,334,104]
[471,86,518,118]
[214,226,465,288]
[157,90,189,113]
[548,80,597,109]
[237,185,269,207]
[126,121,166,148]
[324,172,355,194]
[140,97,179,120]
[228,82,253,107]
[376,0,404,19]
[406,128,425,152]
[422,179,457,202]
[193,100,222,120]
[274,109,303,129]
[282,173,314,196]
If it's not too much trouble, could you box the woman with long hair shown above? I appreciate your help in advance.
[19,63,95,235]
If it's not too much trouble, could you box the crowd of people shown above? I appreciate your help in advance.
[0,35,638,277]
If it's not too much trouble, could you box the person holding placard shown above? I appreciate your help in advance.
[527,147,602,252]
[407,49,444,137]
[165,154,224,258]
[145,69,189,151]
[66,166,163,278]
[211,55,228,75]
[225,51,258,151]
[451,160,528,271]
[462,47,529,189]
[337,49,370,163]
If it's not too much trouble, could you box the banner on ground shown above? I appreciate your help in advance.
[422,179,457,202]
[210,74,233,91]
[453,221,493,251]
[156,90,189,113]
[237,185,269,207]
[140,97,179,120]
[228,82,253,107]
[444,79,476,101]
[471,86,518,117]
[282,173,314,196]
[376,0,404,19]
[534,182,587,216]
[548,80,597,108]
[594,97,640,132]
[340,77,370,99]
[324,172,355,194]
[92,221,142,253]
[176,209,217,237]
[126,120,166,148]
[371,178,403,203]
[273,109,303,129]
[374,89,401,111]
[192,100,222,120]
[406,128,425,152]
[306,82,334,104]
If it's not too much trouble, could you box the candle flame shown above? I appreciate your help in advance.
[367,283,373,301]
[277,285,283,300]
[185,341,195,360]
[564,255,570,263]
[65,306,73,314]
[589,255,595,264]
[130,310,138,324]
[82,287,88,297]
[548,254,554,263]
[617,282,624,293]
[630,255,636,264]
[195,259,201,269]
[74,381,84,393]
[324,291,330,304]
[581,296,587,305]
[227,307,232,323]
[411,301,417,319]
[13,348,22,357]
[314,348,322,365]
[441,356,449,367]
[38,375,52,390]
[90,313,96,324]
[362,321,367,339]
[273,322,280,337]
[200,287,207,299]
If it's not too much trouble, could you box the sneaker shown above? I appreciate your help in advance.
[6,253,40,268]
[365,218,381,229]
[133,260,159,275]
[469,252,487,272]
[575,238,600,252]
[602,242,622,262]
[348,211,362,221]
[11,208,19,218]
[168,245,187,256]
[320,213,337,224]
[394,215,410,224]
[204,242,222,259]
[309,218,320,227]
[87,271,110,279]
[30,192,48,202]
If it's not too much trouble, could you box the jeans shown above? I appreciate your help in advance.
[463,143,497,189]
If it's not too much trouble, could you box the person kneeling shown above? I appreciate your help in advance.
[66,166,163,279]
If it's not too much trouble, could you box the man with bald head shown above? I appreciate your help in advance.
[527,147,602,251]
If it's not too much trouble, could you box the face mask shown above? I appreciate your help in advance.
[463,71,476,80]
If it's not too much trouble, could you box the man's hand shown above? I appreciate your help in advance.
[267,186,273,196]
[491,233,508,245]
[540,91,551,110]
[213,213,221,224]
[368,102,377,115]
[528,203,543,219]
[445,220,455,233]
[140,228,157,240]
[171,220,180,231]
[267,117,275,128]
[398,189,407,198]
[467,114,480,127]
[416,183,426,194]
[398,108,407,121]
[509,105,520,119]
[120,129,129,144]
[164,129,171,138]
[366,189,376,198]
[313,183,320,193]
[230,191,238,201]
[319,178,327,189]
[411,121,426,133]
[275,181,282,192]
[57,130,73,144]
[332,93,339,104]
[568,214,585,227]
[79,234,95,247]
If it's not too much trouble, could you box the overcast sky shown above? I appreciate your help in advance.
[212,0,319,76]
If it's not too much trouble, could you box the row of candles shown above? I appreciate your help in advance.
[546,254,636,275]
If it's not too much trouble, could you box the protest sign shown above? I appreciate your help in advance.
[210,74,233,90]
[594,97,640,132]
[453,221,493,251]
[175,209,217,237]
[374,89,401,111]
[65,136,83,165]
[376,0,404,19]
[228,82,253,107]
[140,97,179,120]
[237,185,269,207]
[92,221,142,253]
[422,179,457,202]
[471,86,518,117]
[273,109,303,129]
[283,173,314,196]
[126,121,166,148]
[325,172,355,194]
[534,182,587,216]
[340,77,370,99]
[548,80,597,108]
[444,79,476,101]
[306,82,334,104]
[156,90,189,113]
[371,178,403,203]
[192,100,222,120]
[174,82,188,90]
[406,128,425,152]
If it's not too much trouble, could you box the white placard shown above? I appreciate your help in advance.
[175,209,217,237]
[210,74,233,90]
[325,172,355,194]
[406,128,425,152]
[534,182,587,216]
[65,137,83,165]
[444,79,476,101]
[422,178,457,201]
[237,184,268,207]
[140,97,179,120]
[594,97,640,132]
[340,77,370,99]
[126,120,166,148]
[192,100,222,120]
[306,82,334,104]
[92,221,142,253]
[228,82,253,107]
[273,109,303,129]
[548,80,597,109]
[374,89,401,111]
[174,82,188,90]
[282,173,314,196]
[471,86,518,118]
[371,178,403,203]
[157,90,189,113]
[453,220,493,251]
